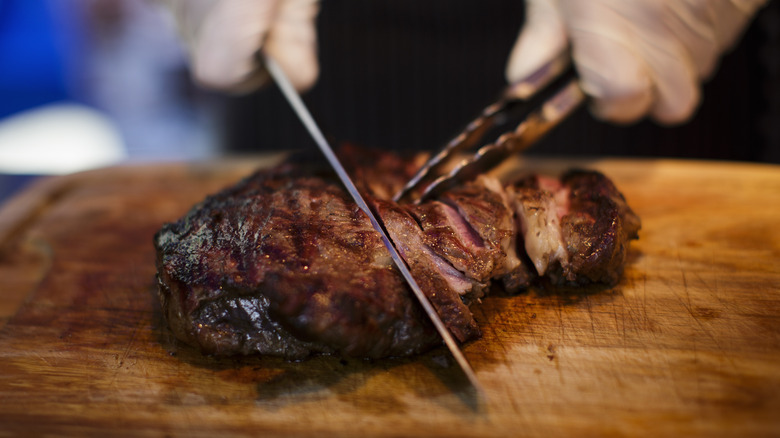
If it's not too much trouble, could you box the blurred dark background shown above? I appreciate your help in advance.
[0,0,778,205]
[228,0,780,163]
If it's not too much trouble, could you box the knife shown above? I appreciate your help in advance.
[262,54,483,394]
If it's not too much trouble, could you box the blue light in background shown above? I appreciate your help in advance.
[0,0,86,118]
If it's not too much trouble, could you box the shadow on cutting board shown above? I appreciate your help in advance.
[149,283,486,414]
[148,262,633,415]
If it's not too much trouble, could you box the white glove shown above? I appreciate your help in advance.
[162,0,319,93]
[506,0,768,125]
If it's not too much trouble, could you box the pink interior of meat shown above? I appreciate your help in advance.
[380,202,475,297]
[436,201,485,250]
[537,175,571,220]
[429,250,475,295]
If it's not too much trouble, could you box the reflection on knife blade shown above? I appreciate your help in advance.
[262,53,484,394]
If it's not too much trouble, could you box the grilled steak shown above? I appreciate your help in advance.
[154,166,441,359]
[559,169,642,285]
[154,154,640,359]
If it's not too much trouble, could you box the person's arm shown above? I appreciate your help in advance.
[506,0,768,125]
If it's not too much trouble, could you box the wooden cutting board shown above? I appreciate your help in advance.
[0,156,778,437]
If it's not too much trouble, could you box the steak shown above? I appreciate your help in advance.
[509,170,641,286]
[154,166,440,359]
[154,154,641,359]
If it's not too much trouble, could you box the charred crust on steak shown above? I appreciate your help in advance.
[154,154,640,359]
[155,168,441,359]
[557,169,641,286]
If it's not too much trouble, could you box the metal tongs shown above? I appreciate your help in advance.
[394,52,585,203]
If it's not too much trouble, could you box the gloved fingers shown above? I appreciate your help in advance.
[265,0,320,92]
[560,0,655,124]
[710,0,768,50]
[186,0,280,91]
[562,0,701,125]
[664,0,721,79]
[665,0,766,81]
[505,0,568,84]
[641,35,700,125]
[507,0,766,125]
[570,37,654,124]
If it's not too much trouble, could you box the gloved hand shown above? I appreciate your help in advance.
[506,0,767,125]
[162,0,319,93]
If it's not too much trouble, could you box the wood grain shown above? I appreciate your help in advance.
[0,156,778,437]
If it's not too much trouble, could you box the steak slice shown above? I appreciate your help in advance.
[508,170,641,286]
[410,201,492,293]
[440,176,523,278]
[559,169,641,286]
[371,198,482,343]
[154,168,440,358]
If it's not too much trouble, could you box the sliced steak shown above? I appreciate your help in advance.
[409,201,492,296]
[440,175,523,278]
[371,198,481,343]
[155,153,640,359]
[559,169,641,286]
[508,170,641,286]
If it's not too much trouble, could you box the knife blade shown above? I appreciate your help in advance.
[262,54,483,394]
